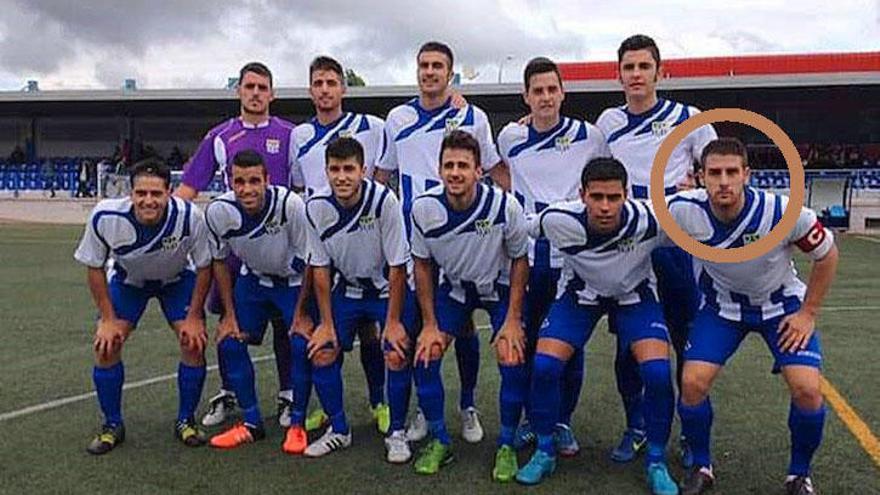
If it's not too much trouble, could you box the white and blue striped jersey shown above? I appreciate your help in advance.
[596,99,717,199]
[410,183,528,303]
[667,188,835,324]
[531,199,661,306]
[204,185,308,287]
[498,117,611,268]
[378,98,501,217]
[305,179,410,299]
[290,112,385,197]
[74,197,211,287]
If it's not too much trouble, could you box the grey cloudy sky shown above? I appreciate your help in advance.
[0,0,876,90]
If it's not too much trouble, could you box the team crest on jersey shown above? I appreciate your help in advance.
[161,236,180,252]
[474,218,493,236]
[358,214,376,231]
[265,138,281,154]
[743,232,761,245]
[652,121,671,137]
[617,237,636,252]
[263,219,282,235]
[555,136,571,152]
[338,129,354,139]
[444,115,464,135]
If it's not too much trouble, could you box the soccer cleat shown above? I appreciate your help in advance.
[384,430,412,464]
[86,423,126,455]
[515,450,557,485]
[277,395,294,428]
[492,445,518,483]
[460,407,484,443]
[406,408,428,442]
[554,424,580,457]
[513,421,536,450]
[305,408,330,432]
[610,427,647,463]
[413,439,454,475]
[647,462,680,495]
[680,435,694,469]
[304,427,352,457]
[175,419,206,447]
[681,465,715,495]
[201,389,237,427]
[784,475,816,495]
[209,422,265,449]
[282,425,307,455]
[372,403,391,435]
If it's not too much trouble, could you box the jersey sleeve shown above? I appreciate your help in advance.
[366,115,386,173]
[379,192,410,267]
[181,131,221,191]
[474,107,501,170]
[589,122,613,157]
[74,208,110,268]
[377,116,399,172]
[686,107,718,162]
[289,130,305,189]
[188,205,212,269]
[286,193,310,262]
[204,201,231,260]
[304,204,332,267]
[503,193,529,259]
[526,211,542,239]
[789,205,835,260]
[409,206,430,260]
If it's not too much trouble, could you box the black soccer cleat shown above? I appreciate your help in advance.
[681,465,715,495]
[86,423,126,455]
[785,475,816,495]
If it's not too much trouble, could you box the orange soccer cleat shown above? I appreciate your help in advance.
[209,422,265,449]
[282,425,307,455]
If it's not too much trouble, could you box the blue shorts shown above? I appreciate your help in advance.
[685,308,823,372]
[334,289,418,351]
[435,284,510,340]
[542,291,670,351]
[109,270,195,326]
[524,246,561,342]
[652,246,700,332]
[233,273,299,345]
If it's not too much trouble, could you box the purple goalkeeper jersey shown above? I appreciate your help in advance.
[181,116,296,190]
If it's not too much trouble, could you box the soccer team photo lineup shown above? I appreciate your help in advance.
[2,30,880,495]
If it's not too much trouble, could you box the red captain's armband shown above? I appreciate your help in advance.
[795,221,826,253]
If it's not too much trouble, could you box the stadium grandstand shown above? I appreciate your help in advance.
[1,51,879,231]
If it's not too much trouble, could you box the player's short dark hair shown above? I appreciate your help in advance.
[232,149,265,169]
[130,158,171,188]
[418,41,454,70]
[701,137,749,169]
[309,56,344,82]
[581,157,628,190]
[325,137,364,167]
[524,57,562,91]
[239,62,273,87]
[617,34,661,67]
[439,130,481,167]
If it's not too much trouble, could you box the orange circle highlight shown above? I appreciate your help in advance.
[650,108,804,264]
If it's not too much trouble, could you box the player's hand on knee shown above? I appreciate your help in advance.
[178,316,207,354]
[383,318,410,364]
[494,319,526,366]
[415,323,445,368]
[94,317,127,358]
[777,310,816,353]
[291,310,314,338]
[307,323,337,360]
[215,315,243,343]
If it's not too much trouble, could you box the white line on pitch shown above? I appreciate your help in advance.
[854,235,880,244]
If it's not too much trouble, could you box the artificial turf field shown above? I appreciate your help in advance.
[0,223,877,494]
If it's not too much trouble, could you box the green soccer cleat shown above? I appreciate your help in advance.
[86,423,126,455]
[372,403,391,435]
[175,419,206,447]
[492,444,518,482]
[305,408,330,432]
[414,439,454,475]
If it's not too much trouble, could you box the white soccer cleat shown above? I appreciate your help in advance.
[406,408,428,442]
[384,430,412,464]
[304,427,352,457]
[460,406,484,443]
[201,389,237,427]
[277,391,294,428]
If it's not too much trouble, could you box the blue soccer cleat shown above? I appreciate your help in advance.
[647,461,680,495]
[610,427,647,463]
[513,421,536,450]
[516,450,557,485]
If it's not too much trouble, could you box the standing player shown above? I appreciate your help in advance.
[409,131,529,480]
[290,56,390,435]
[203,150,310,451]
[177,62,299,428]
[75,159,212,454]
[516,158,678,495]
[375,41,510,443]
[595,34,717,464]
[497,56,611,455]
[298,137,415,462]
[668,138,837,495]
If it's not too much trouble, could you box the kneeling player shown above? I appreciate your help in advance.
[410,131,529,480]
[517,158,678,495]
[298,137,415,460]
[75,159,212,454]
[668,138,838,495]
[205,150,311,450]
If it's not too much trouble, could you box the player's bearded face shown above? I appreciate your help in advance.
[131,176,170,226]
[582,180,626,234]
[702,154,750,210]
[524,72,564,122]
[417,52,452,96]
[310,70,345,112]
[231,165,268,215]
[618,49,660,100]
[327,157,365,203]
[439,148,482,200]
[238,71,274,117]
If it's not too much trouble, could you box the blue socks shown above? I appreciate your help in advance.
[616,344,645,431]
[272,320,292,393]
[415,359,449,444]
[360,335,386,408]
[788,402,825,476]
[498,364,528,446]
[455,333,479,410]
[531,353,565,455]
[387,366,412,432]
[312,358,349,435]
[559,348,585,426]
[219,337,262,426]
[640,358,674,464]
[93,362,124,426]
[177,362,206,423]
[678,397,713,468]
[289,334,312,427]
[217,345,233,392]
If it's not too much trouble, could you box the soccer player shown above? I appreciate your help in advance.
[290,56,391,435]
[177,62,299,429]
[595,34,717,465]
[497,56,611,455]
[375,41,510,443]
[409,131,529,480]
[298,137,414,461]
[516,158,677,495]
[203,150,310,450]
[75,159,212,455]
[668,138,837,495]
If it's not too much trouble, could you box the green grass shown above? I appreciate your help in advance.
[0,225,877,494]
